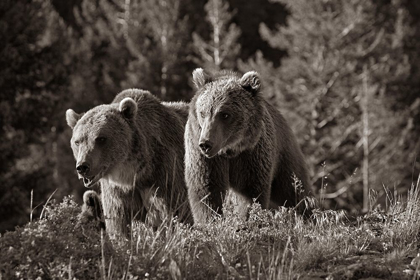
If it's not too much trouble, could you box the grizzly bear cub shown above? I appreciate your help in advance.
[185,69,312,223]
[78,190,105,230]
[66,89,192,236]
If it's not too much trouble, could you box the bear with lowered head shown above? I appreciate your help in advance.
[66,89,192,237]
[185,69,312,223]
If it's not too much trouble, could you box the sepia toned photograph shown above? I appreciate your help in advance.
[1,0,419,278]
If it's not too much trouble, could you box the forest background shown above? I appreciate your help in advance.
[1,0,419,233]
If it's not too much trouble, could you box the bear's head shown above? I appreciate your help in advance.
[79,190,105,230]
[192,68,263,158]
[66,97,138,188]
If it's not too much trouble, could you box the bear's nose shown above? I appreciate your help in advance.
[76,162,90,175]
[199,141,213,154]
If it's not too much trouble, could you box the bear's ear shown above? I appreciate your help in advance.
[192,68,211,89]
[66,109,82,129]
[119,97,137,119]
[240,71,261,94]
[83,190,100,207]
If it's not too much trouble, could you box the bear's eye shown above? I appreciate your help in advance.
[221,113,230,120]
[200,112,205,119]
[74,140,80,146]
[96,137,107,144]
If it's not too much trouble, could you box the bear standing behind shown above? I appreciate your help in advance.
[66,89,192,237]
[184,69,312,223]
[78,190,105,230]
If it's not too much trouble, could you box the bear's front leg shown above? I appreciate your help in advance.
[100,181,133,238]
[229,151,273,212]
[101,202,129,238]
[185,123,229,224]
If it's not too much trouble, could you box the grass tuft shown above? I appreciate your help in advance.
[1,177,420,279]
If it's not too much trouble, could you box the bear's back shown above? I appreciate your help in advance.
[162,101,189,124]
[113,89,188,125]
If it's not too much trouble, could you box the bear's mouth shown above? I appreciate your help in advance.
[79,166,108,188]
[201,148,219,158]
[79,175,100,188]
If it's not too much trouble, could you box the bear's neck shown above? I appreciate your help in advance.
[102,161,138,192]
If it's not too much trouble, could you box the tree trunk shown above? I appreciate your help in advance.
[361,65,370,212]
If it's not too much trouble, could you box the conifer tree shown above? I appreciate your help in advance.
[135,0,190,99]
[0,0,72,231]
[244,0,414,210]
[193,0,241,71]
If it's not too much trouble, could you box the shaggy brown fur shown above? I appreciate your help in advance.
[79,190,105,230]
[185,69,312,223]
[67,89,192,236]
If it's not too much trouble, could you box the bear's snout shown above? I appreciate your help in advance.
[76,162,90,175]
[199,140,213,154]
[199,121,224,158]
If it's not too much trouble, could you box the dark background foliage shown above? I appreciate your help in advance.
[0,0,419,232]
